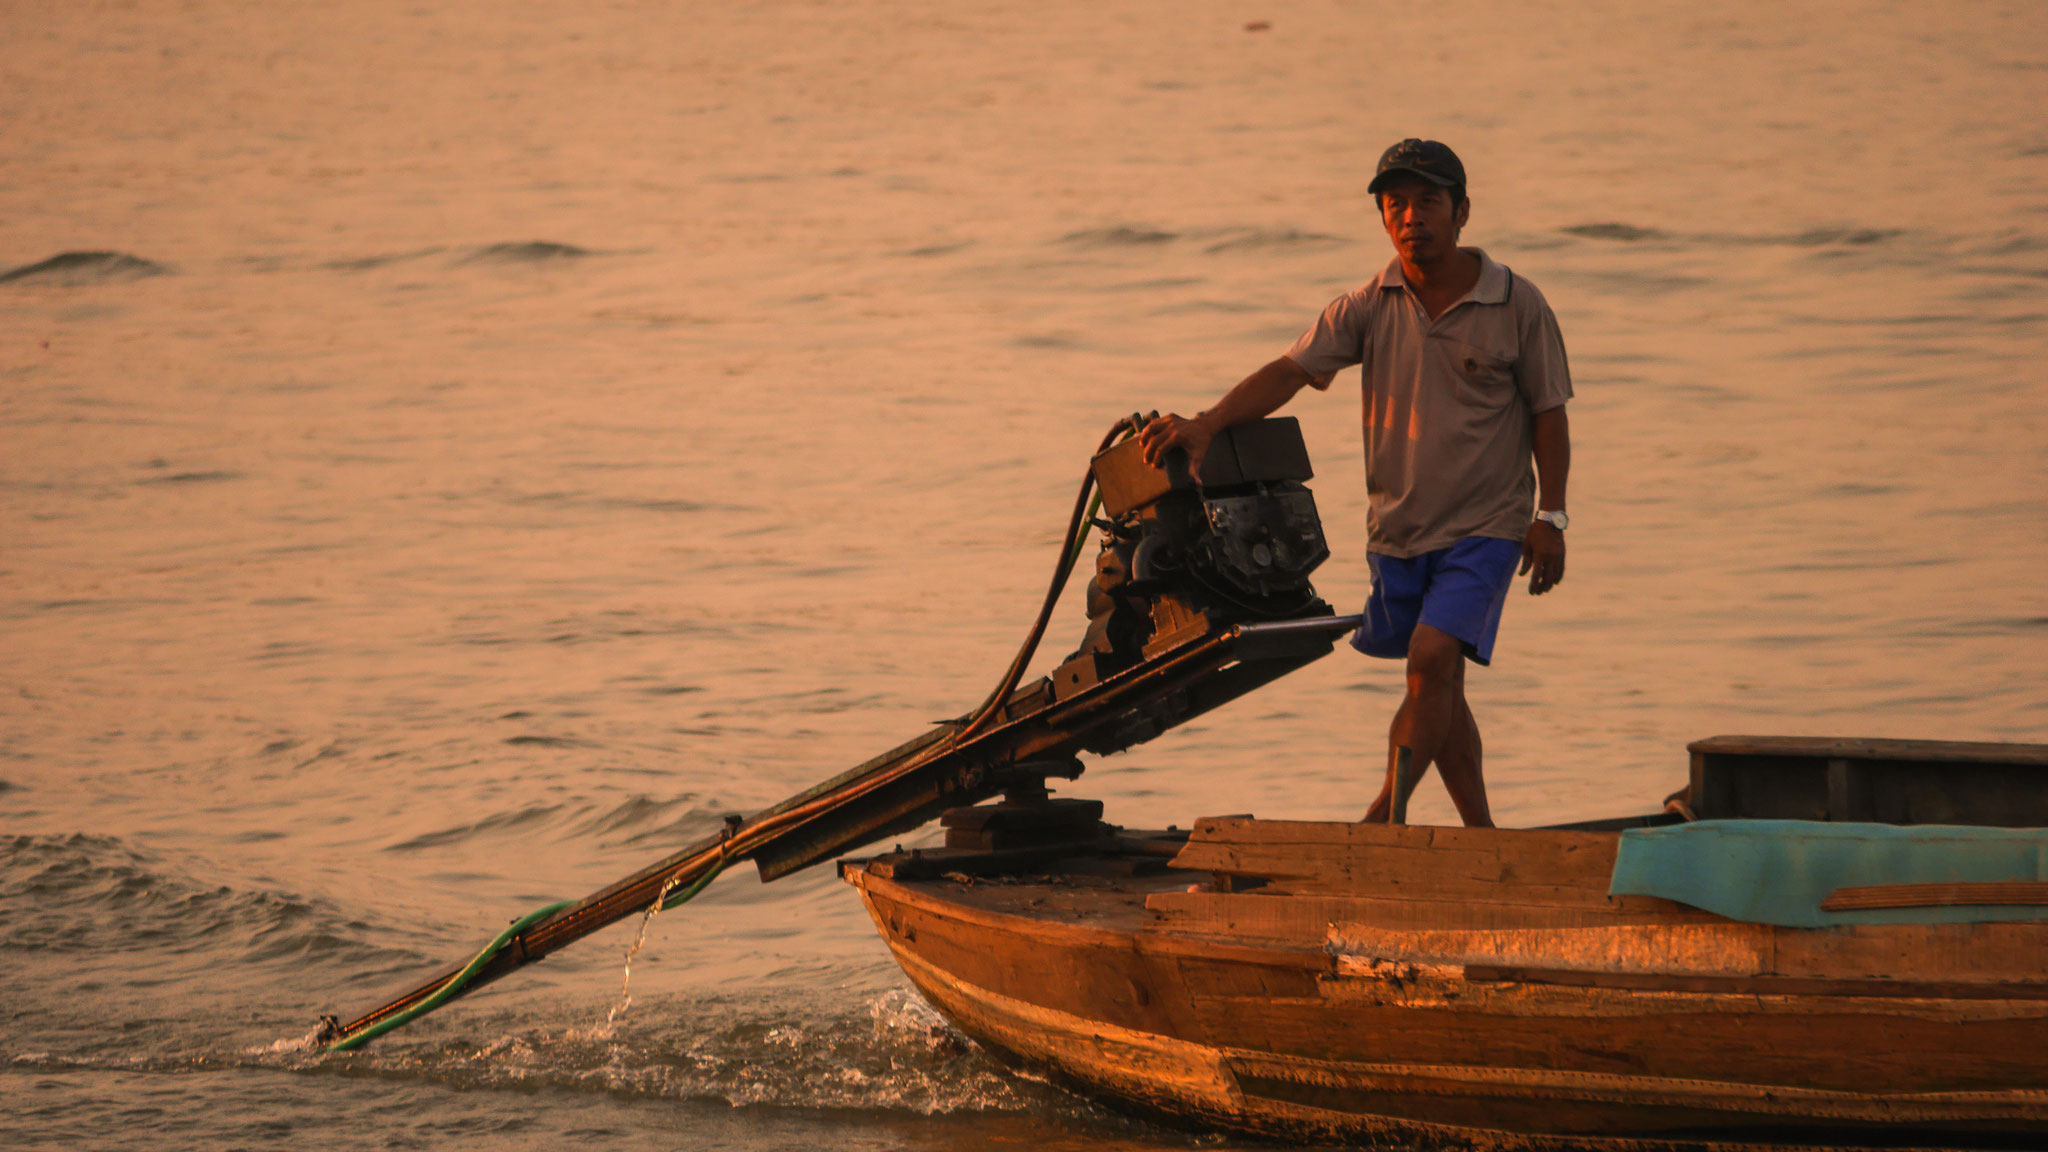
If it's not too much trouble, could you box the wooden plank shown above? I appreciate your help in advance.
[1226,1066,1766,1141]
[1687,734,2048,766]
[1822,881,2048,911]
[1321,963,2048,1022]
[1769,920,2048,983]
[1170,952,1324,1002]
[858,884,1206,1040]
[1170,819,1621,899]
[1326,914,2048,987]
[1181,817,1441,847]
[1178,818,1617,852]
[1223,1056,2048,1140]
[1171,840,1502,888]
[1145,890,1716,942]
[1458,965,2048,1001]
[1333,921,2048,989]
[1189,992,2048,1095]
[1327,921,1776,979]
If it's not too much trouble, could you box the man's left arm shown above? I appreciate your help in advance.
[1514,281,1574,596]
[1522,405,1569,594]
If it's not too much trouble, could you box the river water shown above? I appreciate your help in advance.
[3,2,2044,1148]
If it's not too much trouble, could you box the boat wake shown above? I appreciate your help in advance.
[3,831,1082,1120]
[241,987,1068,1118]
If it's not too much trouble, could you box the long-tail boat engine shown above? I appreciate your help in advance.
[1054,417,1331,735]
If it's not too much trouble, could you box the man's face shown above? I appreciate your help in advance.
[1378,178,1468,267]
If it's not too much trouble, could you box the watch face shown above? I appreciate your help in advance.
[1542,510,1568,531]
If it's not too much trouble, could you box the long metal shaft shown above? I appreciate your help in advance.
[320,613,1362,1047]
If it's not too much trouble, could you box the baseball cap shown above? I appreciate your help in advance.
[1367,139,1466,194]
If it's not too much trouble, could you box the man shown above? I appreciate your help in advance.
[1138,138,1571,828]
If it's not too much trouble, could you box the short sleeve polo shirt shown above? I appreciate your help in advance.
[1284,248,1572,558]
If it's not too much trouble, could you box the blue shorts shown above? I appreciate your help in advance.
[1352,536,1521,666]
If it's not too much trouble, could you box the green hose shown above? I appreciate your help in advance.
[325,855,732,1051]
[1068,489,1105,573]
[657,857,728,911]
[324,899,573,1052]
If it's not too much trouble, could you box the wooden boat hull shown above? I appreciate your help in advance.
[844,820,2048,1150]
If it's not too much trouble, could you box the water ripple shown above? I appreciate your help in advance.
[0,834,407,969]
[455,241,592,265]
[1056,226,1177,248]
[0,251,169,285]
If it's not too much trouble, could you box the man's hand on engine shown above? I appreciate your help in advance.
[1139,412,1216,476]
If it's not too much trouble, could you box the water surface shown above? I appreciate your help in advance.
[4,2,2044,1147]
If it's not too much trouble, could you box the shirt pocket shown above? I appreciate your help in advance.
[1438,335,1517,412]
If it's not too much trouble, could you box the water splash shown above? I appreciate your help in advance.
[245,1028,324,1057]
[592,867,693,1037]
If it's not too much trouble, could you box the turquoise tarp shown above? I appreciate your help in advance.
[1608,820,2048,927]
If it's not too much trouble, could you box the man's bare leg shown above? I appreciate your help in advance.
[1438,689,1492,827]
[1361,691,1419,822]
[1362,623,1493,827]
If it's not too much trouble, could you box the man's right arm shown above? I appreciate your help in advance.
[1137,356,1318,473]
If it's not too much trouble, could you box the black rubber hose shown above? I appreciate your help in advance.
[951,416,1143,745]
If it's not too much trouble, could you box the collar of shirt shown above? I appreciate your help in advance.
[1370,247,1510,307]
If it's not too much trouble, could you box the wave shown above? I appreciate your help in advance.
[135,469,241,486]
[1561,222,1905,248]
[1202,228,1346,254]
[1779,227,1902,247]
[253,987,1086,1119]
[1561,222,1670,243]
[0,833,409,968]
[1012,332,1085,349]
[568,794,729,847]
[382,803,569,851]
[500,733,589,748]
[899,240,973,258]
[22,988,1112,1125]
[456,241,592,265]
[1058,224,1347,255]
[497,488,729,515]
[0,251,169,285]
[1057,226,1177,248]
[321,246,447,271]
[444,606,718,648]
[380,794,732,853]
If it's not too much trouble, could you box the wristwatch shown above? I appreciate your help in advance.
[1535,509,1569,531]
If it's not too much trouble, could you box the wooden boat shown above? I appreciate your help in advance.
[842,736,2048,1150]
